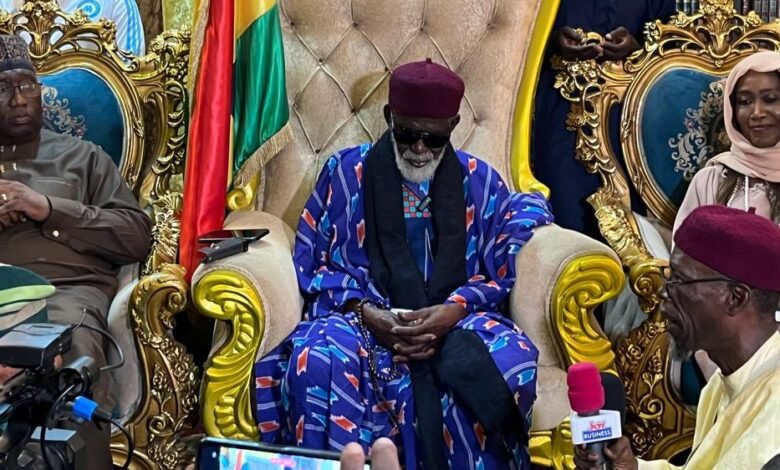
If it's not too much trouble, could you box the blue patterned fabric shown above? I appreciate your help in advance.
[254,145,554,469]
[39,68,124,166]
[640,68,728,207]
[402,182,433,277]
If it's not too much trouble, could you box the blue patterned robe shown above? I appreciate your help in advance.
[254,144,554,469]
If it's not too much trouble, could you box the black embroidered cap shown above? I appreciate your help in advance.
[0,35,34,73]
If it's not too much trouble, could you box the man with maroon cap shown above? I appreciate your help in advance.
[575,205,780,469]
[252,59,555,468]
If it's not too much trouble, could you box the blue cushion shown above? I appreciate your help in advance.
[639,68,730,208]
[39,68,124,166]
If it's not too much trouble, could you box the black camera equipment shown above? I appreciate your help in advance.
[0,321,133,470]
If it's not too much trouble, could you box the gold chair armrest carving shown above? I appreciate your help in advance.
[529,253,622,470]
[529,252,623,470]
[550,253,624,372]
[195,270,265,441]
[111,264,199,470]
[512,225,623,469]
[194,212,301,443]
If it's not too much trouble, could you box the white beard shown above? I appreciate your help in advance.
[391,134,446,183]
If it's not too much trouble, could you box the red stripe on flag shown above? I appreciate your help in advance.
[179,0,234,279]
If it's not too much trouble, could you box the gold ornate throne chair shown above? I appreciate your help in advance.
[0,1,196,468]
[555,0,779,461]
[192,1,625,468]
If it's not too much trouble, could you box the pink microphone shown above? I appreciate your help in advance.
[568,362,605,415]
[567,362,623,469]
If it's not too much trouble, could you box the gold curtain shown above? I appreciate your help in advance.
[136,0,192,44]
[162,0,193,31]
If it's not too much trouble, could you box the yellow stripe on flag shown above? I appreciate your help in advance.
[235,0,276,38]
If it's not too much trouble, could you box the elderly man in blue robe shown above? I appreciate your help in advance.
[254,60,554,469]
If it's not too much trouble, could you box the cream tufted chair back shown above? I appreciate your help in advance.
[263,0,545,226]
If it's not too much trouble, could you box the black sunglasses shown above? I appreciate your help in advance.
[392,126,450,149]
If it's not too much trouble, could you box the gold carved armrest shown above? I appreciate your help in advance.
[110,264,199,470]
[511,224,623,469]
[511,224,623,371]
[193,211,302,441]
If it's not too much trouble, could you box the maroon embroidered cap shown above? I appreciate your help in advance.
[674,205,780,291]
[389,59,464,119]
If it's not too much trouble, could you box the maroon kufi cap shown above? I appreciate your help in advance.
[389,59,465,119]
[674,205,780,291]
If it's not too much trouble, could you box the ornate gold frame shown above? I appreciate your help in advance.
[510,0,560,197]
[554,0,780,459]
[0,2,197,468]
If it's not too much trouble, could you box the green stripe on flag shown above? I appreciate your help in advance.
[232,3,290,186]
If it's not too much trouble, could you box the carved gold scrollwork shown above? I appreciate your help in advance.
[145,192,182,276]
[550,254,625,372]
[628,260,668,318]
[137,30,190,276]
[109,265,198,470]
[615,320,695,460]
[195,270,267,441]
[143,30,190,200]
[636,1,764,68]
[589,191,651,268]
[555,57,635,207]
[227,172,261,212]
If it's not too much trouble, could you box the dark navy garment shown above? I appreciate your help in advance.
[532,0,677,238]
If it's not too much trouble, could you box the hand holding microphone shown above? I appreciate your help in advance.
[568,362,638,470]
[574,436,637,470]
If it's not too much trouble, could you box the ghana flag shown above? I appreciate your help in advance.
[180,0,291,277]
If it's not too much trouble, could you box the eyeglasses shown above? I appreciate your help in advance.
[392,126,450,149]
[662,268,739,295]
[0,81,41,100]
